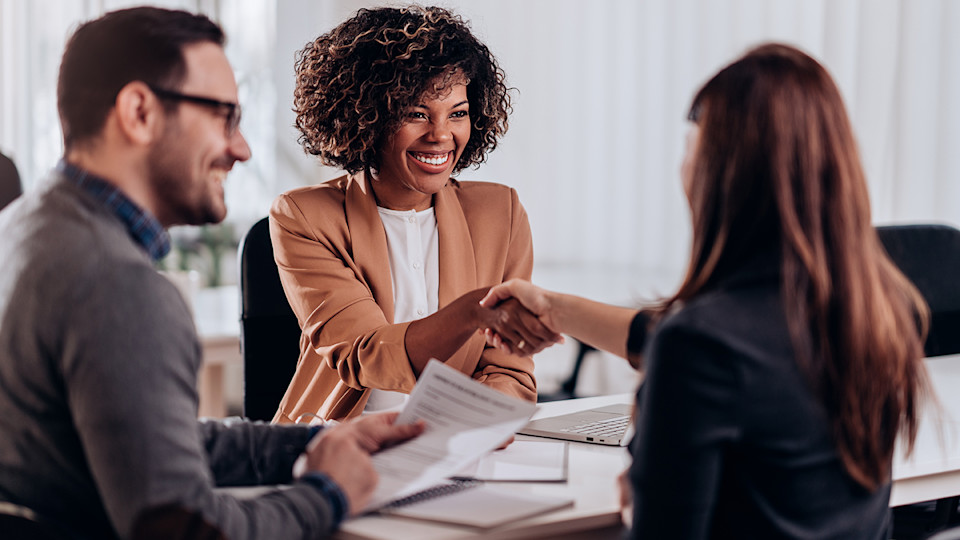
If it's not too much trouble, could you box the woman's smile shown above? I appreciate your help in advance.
[373,80,471,211]
[409,150,453,171]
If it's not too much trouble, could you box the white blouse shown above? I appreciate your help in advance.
[364,206,440,412]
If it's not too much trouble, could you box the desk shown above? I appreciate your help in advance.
[338,394,633,540]
[891,354,960,506]
[194,286,242,418]
[337,354,960,539]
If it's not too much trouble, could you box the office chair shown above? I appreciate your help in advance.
[238,217,301,422]
[0,151,22,211]
[548,224,960,401]
[537,339,598,402]
[877,224,960,358]
[878,224,960,540]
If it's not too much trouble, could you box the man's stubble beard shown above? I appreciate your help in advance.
[146,119,226,227]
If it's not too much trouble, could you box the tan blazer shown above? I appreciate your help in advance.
[270,172,537,422]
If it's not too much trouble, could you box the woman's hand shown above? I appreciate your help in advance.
[479,280,565,355]
[405,287,561,374]
[619,467,634,528]
[480,279,552,316]
[481,279,641,363]
[477,296,563,356]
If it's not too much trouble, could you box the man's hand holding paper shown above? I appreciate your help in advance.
[363,360,539,511]
[293,412,425,514]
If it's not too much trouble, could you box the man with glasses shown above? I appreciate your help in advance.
[0,7,422,539]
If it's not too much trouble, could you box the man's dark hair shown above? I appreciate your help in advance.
[57,7,224,149]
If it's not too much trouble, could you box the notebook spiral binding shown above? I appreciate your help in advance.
[377,479,482,510]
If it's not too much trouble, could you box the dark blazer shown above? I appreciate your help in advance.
[629,255,891,539]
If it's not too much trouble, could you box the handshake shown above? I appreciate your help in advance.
[297,278,632,517]
[292,276,560,516]
[477,278,638,366]
[476,279,567,356]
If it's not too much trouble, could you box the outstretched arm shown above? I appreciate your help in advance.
[480,279,642,365]
[270,189,559,398]
[405,287,563,375]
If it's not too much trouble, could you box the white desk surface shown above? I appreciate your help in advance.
[891,354,960,506]
[337,354,960,539]
[337,394,633,540]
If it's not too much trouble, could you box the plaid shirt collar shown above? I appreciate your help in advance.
[57,160,171,261]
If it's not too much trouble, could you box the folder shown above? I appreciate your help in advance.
[378,481,574,529]
[453,440,569,482]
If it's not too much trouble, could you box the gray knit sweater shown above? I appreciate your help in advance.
[0,172,338,539]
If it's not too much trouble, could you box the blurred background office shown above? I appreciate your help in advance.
[1,0,957,408]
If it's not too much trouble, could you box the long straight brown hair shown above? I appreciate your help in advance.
[665,43,929,490]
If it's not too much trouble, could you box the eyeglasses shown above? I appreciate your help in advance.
[148,85,242,136]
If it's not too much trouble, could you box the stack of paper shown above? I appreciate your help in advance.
[453,440,568,482]
[381,483,573,530]
[361,360,573,528]
[363,360,535,510]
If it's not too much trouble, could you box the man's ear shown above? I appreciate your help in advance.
[113,81,164,146]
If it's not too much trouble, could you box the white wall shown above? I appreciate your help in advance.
[267,0,960,292]
[1,0,958,395]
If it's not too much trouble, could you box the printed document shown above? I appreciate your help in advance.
[363,360,538,511]
[453,440,569,482]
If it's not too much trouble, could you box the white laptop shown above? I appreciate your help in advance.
[518,403,633,446]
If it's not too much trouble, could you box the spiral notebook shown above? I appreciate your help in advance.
[377,480,574,529]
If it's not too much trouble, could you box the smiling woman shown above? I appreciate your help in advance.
[373,79,472,211]
[270,5,561,423]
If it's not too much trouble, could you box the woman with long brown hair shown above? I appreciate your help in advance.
[482,43,929,538]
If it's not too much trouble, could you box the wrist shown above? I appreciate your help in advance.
[547,291,571,334]
[465,287,492,329]
[301,471,350,525]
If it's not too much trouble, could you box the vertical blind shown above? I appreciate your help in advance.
[1,0,957,300]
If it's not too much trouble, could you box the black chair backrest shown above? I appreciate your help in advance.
[877,224,960,358]
[238,217,301,421]
[0,152,22,211]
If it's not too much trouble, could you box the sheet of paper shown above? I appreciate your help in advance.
[381,484,574,529]
[453,440,568,482]
[363,360,538,511]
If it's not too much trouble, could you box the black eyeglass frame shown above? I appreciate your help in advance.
[148,85,242,136]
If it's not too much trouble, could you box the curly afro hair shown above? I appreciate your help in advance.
[293,5,512,174]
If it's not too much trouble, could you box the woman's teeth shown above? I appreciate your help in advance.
[412,152,449,166]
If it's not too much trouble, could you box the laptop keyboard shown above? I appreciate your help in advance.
[560,415,629,437]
